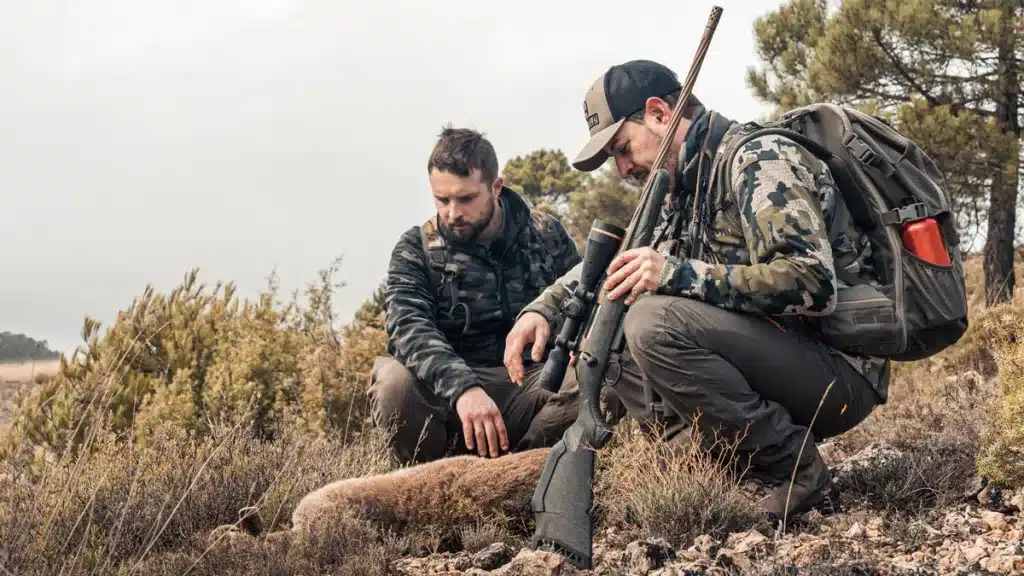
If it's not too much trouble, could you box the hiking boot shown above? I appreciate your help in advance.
[760,446,841,522]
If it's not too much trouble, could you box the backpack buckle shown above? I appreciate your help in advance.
[883,203,929,225]
[845,134,877,166]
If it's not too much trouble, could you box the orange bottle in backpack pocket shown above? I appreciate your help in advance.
[901,218,951,266]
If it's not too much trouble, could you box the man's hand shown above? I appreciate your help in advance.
[604,247,666,304]
[455,386,509,458]
[504,312,550,385]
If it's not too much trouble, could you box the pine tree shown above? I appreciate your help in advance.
[748,0,1021,304]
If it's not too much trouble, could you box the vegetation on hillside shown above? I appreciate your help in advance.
[0,332,60,363]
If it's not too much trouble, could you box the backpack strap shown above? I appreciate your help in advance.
[686,111,720,262]
[420,217,471,335]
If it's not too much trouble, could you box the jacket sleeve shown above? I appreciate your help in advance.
[518,213,583,326]
[383,227,479,406]
[550,216,584,278]
[657,133,838,317]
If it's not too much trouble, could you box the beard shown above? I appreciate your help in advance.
[441,198,496,243]
[625,133,683,192]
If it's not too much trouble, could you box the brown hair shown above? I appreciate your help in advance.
[427,125,499,184]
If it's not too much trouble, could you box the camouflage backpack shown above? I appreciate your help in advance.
[712,103,969,362]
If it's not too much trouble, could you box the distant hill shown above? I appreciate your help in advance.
[0,331,60,363]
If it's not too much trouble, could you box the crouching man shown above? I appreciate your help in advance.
[505,60,887,522]
[369,126,584,465]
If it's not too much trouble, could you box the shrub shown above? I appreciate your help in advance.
[0,258,388,477]
[594,421,768,549]
[976,302,1024,487]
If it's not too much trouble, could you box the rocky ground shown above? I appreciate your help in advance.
[386,442,1024,576]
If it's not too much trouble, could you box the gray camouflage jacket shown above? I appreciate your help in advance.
[522,109,891,403]
[383,186,582,406]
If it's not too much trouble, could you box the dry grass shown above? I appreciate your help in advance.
[594,421,771,549]
[0,412,403,575]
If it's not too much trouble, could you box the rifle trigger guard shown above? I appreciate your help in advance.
[603,356,622,387]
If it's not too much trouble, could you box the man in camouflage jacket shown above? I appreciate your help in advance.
[369,126,584,465]
[505,60,887,522]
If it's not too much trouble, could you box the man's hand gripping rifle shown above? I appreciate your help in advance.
[528,6,724,569]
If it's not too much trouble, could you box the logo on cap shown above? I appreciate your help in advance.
[584,100,600,131]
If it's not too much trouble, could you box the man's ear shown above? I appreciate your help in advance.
[492,176,504,194]
[644,97,672,125]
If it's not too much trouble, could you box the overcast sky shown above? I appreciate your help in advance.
[0,0,778,354]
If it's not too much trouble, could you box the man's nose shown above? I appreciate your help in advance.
[614,156,632,178]
[445,204,463,222]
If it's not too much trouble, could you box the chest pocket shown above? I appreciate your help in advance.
[427,247,510,337]
[424,250,472,336]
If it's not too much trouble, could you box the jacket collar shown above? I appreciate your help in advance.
[674,108,734,200]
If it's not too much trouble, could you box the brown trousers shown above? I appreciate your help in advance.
[367,356,582,464]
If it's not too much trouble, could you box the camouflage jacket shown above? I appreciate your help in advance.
[522,109,891,403]
[383,186,582,406]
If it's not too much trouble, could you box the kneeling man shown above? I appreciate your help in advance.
[506,61,887,521]
[370,126,584,464]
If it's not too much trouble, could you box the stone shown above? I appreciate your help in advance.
[625,538,676,572]
[472,542,516,570]
[690,535,719,557]
[725,530,769,555]
[490,549,579,576]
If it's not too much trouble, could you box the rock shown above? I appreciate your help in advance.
[625,538,676,572]
[724,530,769,555]
[473,542,516,570]
[689,534,719,557]
[978,484,1017,513]
[490,549,579,576]
[714,549,753,573]
[866,516,885,539]
[889,558,935,575]
[981,553,1021,573]
[981,510,1010,532]
[965,474,987,499]
[650,564,708,576]
[962,544,988,565]
[1009,490,1024,513]
[786,536,828,565]
[392,552,474,575]
[846,522,866,539]
[833,443,907,482]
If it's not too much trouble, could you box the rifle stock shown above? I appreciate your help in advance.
[529,6,724,569]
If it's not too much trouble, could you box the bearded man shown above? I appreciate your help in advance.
[368,125,585,464]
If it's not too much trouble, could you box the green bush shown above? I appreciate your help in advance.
[976,302,1024,487]
[0,258,388,476]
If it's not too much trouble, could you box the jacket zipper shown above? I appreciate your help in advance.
[494,262,511,328]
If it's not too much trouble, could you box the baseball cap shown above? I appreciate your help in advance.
[572,60,682,172]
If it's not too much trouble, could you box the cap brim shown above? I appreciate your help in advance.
[571,119,624,172]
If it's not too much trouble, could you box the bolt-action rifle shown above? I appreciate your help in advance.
[529,6,725,569]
